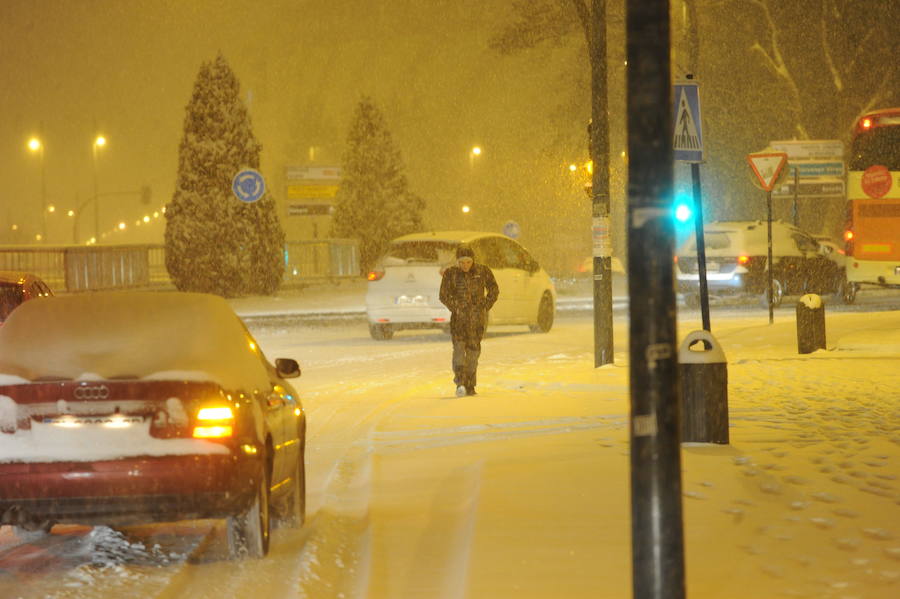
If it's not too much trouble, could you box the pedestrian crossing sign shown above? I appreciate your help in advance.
[673,82,703,162]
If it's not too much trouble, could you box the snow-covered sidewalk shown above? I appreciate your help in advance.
[284,309,900,598]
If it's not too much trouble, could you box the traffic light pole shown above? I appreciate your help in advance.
[626,0,686,597]
[692,162,711,331]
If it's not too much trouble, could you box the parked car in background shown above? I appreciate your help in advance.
[0,291,305,559]
[812,235,856,303]
[676,220,847,308]
[0,271,53,324]
[365,231,556,340]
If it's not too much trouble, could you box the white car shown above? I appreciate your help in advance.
[365,231,557,340]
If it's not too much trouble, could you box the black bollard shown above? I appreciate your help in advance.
[679,330,729,444]
[796,294,826,354]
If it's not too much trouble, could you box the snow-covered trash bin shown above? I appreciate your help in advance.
[679,329,729,444]
[796,293,826,354]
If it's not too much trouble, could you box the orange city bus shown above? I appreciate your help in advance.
[844,108,900,291]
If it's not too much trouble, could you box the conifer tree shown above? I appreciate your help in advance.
[165,53,285,297]
[331,96,426,271]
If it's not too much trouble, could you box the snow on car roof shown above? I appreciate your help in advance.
[678,220,808,256]
[0,291,269,391]
[391,230,506,244]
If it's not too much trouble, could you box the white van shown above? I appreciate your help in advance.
[365,231,556,340]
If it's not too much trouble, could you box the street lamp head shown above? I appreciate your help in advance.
[27,138,42,152]
[471,146,482,156]
[95,135,107,147]
[461,205,471,214]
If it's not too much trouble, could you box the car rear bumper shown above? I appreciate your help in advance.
[0,453,260,526]
[677,274,752,294]
[366,305,451,326]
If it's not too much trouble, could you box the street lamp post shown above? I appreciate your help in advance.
[92,135,106,241]
[27,136,47,243]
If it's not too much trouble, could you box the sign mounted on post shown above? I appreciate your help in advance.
[502,220,521,239]
[746,152,788,191]
[232,169,266,203]
[673,81,703,162]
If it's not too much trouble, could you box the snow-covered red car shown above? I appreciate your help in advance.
[0,291,305,558]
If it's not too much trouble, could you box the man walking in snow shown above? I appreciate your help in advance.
[439,245,499,397]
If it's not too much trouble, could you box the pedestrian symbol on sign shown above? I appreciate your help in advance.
[674,91,700,151]
[672,82,704,162]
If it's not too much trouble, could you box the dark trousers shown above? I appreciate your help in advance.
[450,308,485,389]
[452,337,482,388]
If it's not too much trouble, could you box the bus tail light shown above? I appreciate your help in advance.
[844,229,855,256]
[737,255,750,266]
[367,270,385,281]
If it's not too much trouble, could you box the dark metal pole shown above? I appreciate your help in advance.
[767,190,774,324]
[792,166,799,227]
[691,163,710,331]
[590,0,613,367]
[626,1,686,598]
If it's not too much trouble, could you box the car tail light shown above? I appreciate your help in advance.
[192,405,234,438]
[367,270,384,281]
[673,255,679,263]
[737,255,750,266]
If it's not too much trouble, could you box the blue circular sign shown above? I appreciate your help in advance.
[503,220,521,239]
[232,169,266,203]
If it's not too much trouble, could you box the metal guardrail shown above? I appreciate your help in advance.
[282,239,360,287]
[0,239,360,293]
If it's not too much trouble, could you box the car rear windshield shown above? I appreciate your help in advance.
[683,231,733,252]
[382,241,458,265]
[0,283,25,321]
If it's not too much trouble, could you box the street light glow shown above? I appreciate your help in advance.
[143,215,151,223]
[11,224,18,231]
[67,210,75,217]
[95,135,107,147]
[462,205,471,214]
[47,205,56,213]
[27,137,41,152]
[471,146,481,156]
[35,234,42,241]
[569,164,577,172]
[118,222,126,230]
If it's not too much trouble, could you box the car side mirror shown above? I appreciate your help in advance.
[275,358,301,378]
[526,259,540,273]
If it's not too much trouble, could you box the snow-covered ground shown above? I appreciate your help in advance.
[1,286,898,599]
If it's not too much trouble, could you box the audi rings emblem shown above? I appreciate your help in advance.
[73,385,110,400]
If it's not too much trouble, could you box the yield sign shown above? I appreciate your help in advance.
[746,152,788,191]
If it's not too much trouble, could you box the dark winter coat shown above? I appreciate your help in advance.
[439,263,499,342]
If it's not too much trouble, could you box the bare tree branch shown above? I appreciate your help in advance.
[567,0,592,54]
[820,0,843,93]
[488,1,578,54]
[745,0,807,138]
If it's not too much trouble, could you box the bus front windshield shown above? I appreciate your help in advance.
[849,126,900,171]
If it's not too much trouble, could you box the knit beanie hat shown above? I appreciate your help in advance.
[456,245,475,259]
